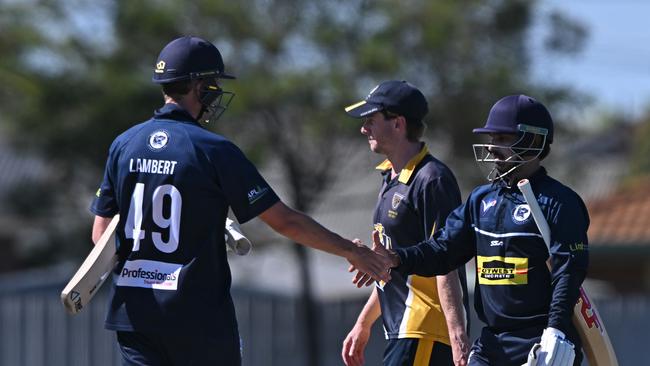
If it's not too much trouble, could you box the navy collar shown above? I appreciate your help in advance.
[153,103,199,124]
[527,166,548,185]
[494,166,548,191]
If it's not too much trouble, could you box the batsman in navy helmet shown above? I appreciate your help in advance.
[90,36,393,366]
[357,95,590,366]
[472,94,554,187]
[152,35,236,123]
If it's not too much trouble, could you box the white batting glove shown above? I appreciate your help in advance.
[225,218,252,256]
[523,327,575,366]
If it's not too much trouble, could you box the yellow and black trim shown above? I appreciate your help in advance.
[375,144,430,184]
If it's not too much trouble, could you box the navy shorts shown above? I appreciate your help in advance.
[117,331,241,366]
[383,338,453,366]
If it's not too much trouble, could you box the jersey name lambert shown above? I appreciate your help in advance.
[129,158,178,175]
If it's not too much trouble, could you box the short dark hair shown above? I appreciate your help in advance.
[382,110,426,142]
[161,80,193,100]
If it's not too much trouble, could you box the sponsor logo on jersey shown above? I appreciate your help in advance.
[117,259,182,290]
[477,256,528,285]
[481,198,497,214]
[490,240,503,247]
[511,204,531,224]
[570,242,588,252]
[247,185,269,204]
[148,130,170,151]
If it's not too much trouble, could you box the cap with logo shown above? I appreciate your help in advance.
[345,80,428,122]
[152,36,235,84]
[473,94,554,143]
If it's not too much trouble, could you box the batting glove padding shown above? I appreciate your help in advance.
[225,218,252,255]
[523,327,575,366]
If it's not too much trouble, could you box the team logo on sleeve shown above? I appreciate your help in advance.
[511,204,531,224]
[148,130,170,151]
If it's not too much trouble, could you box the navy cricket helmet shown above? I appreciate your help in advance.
[472,95,554,183]
[473,94,553,143]
[152,36,235,84]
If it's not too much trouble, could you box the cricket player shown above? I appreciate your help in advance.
[90,36,392,366]
[341,80,470,366]
[355,95,589,366]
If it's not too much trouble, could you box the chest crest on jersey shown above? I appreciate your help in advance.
[391,193,404,210]
[388,193,405,219]
[511,204,532,224]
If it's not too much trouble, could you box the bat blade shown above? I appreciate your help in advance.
[517,179,618,366]
[574,287,619,366]
[60,214,120,315]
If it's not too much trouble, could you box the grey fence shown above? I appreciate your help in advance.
[0,265,646,365]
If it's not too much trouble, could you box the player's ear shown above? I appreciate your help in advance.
[395,116,407,132]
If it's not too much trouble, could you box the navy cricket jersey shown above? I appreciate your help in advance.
[90,103,279,336]
[395,167,589,364]
[373,145,469,343]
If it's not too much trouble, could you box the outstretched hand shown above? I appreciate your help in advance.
[350,231,400,288]
[345,235,393,287]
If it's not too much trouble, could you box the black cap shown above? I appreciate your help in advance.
[473,94,554,143]
[344,80,428,121]
[152,36,235,84]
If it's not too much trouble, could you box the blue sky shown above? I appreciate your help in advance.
[533,1,650,119]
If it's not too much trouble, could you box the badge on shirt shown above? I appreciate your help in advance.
[392,193,404,210]
[511,204,531,224]
[148,130,170,151]
[388,193,404,219]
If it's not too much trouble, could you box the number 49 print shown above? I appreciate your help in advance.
[125,183,182,253]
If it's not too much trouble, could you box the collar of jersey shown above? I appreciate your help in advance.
[494,166,548,190]
[154,103,199,124]
[375,144,429,184]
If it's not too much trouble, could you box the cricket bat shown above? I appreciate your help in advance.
[61,214,120,315]
[518,179,618,366]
